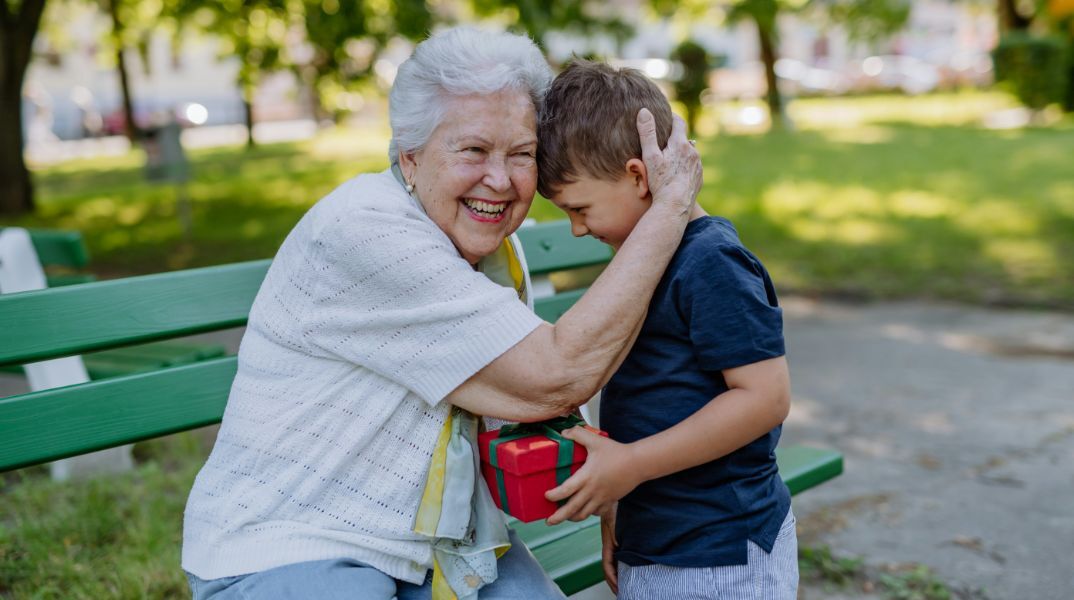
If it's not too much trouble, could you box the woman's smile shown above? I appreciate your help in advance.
[461,197,511,223]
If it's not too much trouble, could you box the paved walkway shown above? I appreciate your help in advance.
[782,298,1074,600]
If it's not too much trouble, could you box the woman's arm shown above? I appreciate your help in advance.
[445,110,702,421]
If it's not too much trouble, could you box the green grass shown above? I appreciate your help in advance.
[0,433,209,598]
[4,91,1072,308]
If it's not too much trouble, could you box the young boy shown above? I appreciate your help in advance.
[537,60,797,599]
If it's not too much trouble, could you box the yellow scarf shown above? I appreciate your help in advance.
[414,234,531,600]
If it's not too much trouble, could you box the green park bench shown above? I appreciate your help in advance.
[0,220,843,595]
[0,228,226,379]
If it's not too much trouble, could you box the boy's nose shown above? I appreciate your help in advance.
[570,219,588,237]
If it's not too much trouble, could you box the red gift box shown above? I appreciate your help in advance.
[478,416,607,523]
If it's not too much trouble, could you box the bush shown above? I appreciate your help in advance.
[992,33,1070,110]
[671,40,714,133]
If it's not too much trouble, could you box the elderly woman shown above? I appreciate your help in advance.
[182,27,700,600]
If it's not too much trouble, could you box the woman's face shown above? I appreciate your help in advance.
[400,89,538,265]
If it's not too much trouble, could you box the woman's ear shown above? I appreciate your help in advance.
[625,158,650,201]
[399,150,419,184]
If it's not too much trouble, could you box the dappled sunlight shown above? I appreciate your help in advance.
[955,201,1039,236]
[307,125,393,162]
[982,238,1058,282]
[1047,183,1074,216]
[785,218,901,246]
[240,220,266,239]
[817,125,895,145]
[888,190,956,219]
[789,91,1021,129]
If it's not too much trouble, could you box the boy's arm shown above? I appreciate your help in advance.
[545,355,790,524]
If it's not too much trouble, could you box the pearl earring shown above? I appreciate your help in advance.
[405,182,414,193]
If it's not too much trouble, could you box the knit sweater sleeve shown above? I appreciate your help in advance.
[303,176,544,407]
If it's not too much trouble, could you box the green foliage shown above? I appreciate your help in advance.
[798,544,864,585]
[878,565,952,600]
[470,0,633,53]
[822,0,912,42]
[670,39,713,133]
[993,33,1071,110]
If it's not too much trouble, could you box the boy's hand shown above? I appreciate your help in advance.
[637,108,702,217]
[601,504,619,594]
[544,427,643,525]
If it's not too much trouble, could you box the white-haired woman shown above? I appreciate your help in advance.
[182,27,701,599]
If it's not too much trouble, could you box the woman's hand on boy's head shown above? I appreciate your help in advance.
[544,427,642,525]
[637,108,702,218]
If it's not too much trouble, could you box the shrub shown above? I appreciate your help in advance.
[992,33,1070,111]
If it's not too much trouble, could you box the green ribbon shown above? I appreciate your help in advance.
[487,414,586,516]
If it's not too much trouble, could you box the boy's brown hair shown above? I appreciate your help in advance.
[537,59,674,198]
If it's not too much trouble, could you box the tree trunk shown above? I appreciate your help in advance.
[242,86,256,149]
[0,89,34,215]
[108,0,137,141]
[0,0,48,215]
[997,0,1032,32]
[755,17,784,129]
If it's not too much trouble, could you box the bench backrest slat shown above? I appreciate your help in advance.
[516,221,612,275]
[0,220,612,472]
[0,260,270,367]
[0,357,237,471]
[19,228,90,269]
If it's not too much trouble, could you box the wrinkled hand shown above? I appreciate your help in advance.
[544,427,642,525]
[636,108,702,216]
[601,504,619,594]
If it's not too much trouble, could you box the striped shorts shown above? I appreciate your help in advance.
[616,509,798,600]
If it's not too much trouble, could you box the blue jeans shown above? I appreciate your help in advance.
[186,529,566,600]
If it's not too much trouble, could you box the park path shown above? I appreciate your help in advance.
[782,298,1074,600]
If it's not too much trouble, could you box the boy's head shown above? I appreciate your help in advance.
[537,59,674,248]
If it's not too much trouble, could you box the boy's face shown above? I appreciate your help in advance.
[550,171,650,249]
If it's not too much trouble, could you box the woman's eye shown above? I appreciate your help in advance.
[463,147,485,154]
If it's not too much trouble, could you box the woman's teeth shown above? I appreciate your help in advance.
[462,199,506,216]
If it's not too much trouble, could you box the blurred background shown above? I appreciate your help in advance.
[1,0,1072,598]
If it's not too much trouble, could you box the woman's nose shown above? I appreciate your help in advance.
[483,157,511,192]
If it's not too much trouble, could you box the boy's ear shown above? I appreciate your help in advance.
[625,158,650,201]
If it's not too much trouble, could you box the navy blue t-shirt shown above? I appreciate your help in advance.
[601,216,790,568]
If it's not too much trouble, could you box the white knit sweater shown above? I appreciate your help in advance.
[181,169,543,583]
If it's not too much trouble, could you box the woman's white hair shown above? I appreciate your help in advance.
[388,27,553,165]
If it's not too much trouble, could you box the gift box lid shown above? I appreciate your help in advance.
[478,425,602,476]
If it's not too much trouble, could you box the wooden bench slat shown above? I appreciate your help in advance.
[534,288,587,323]
[22,228,90,269]
[517,222,613,276]
[527,517,603,594]
[0,358,236,472]
[0,261,269,367]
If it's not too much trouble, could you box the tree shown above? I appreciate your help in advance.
[299,0,434,120]
[654,0,910,129]
[470,0,633,57]
[104,0,138,140]
[0,0,48,215]
[171,0,291,148]
[671,39,714,132]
